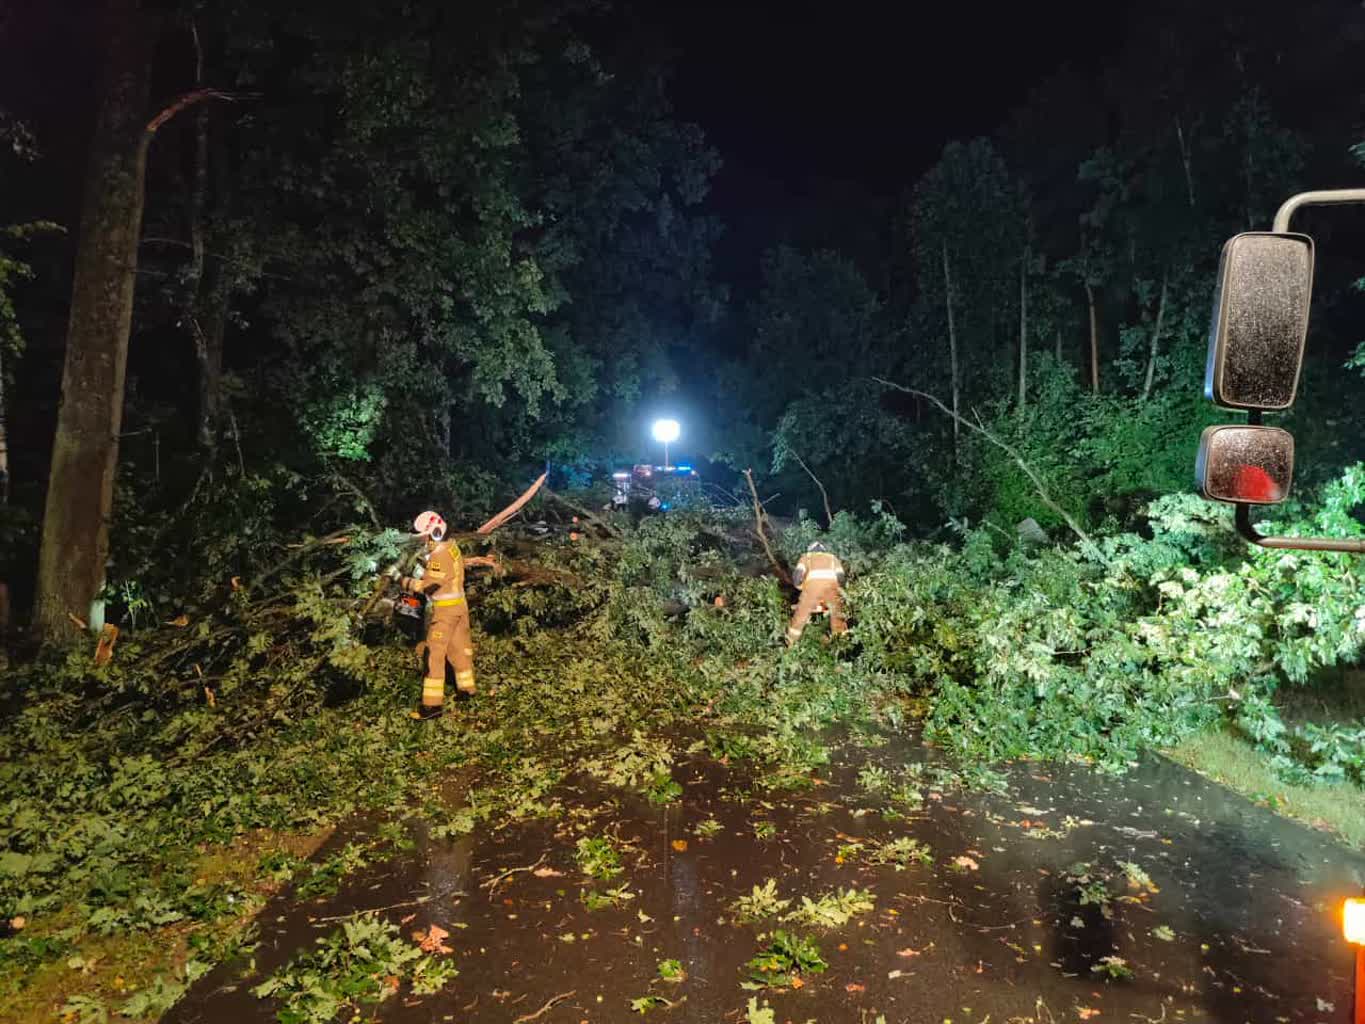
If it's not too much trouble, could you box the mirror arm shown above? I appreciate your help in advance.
[1235,502,1365,553]
[1273,189,1365,233]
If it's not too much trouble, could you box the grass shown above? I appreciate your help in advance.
[1,827,328,1023]
[1165,727,1365,849]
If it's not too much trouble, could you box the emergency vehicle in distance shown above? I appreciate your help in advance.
[610,463,701,512]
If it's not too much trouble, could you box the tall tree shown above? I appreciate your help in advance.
[0,111,59,635]
[1017,247,1029,409]
[909,139,1026,451]
[33,0,228,641]
[33,0,158,640]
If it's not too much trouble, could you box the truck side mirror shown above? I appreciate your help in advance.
[1196,425,1294,504]
[1204,232,1314,411]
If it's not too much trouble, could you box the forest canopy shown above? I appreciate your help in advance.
[0,0,1360,679]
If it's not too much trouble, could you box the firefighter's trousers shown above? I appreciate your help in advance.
[422,599,475,707]
[786,583,847,645]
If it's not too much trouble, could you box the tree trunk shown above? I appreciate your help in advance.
[194,258,230,449]
[185,19,231,453]
[941,241,960,455]
[0,348,9,635]
[1054,327,1062,362]
[1017,249,1028,411]
[1141,270,1169,401]
[0,347,9,509]
[1084,282,1100,394]
[438,406,452,457]
[33,0,158,642]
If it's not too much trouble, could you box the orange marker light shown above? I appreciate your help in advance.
[1346,898,1365,944]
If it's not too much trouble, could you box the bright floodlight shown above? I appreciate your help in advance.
[651,418,681,472]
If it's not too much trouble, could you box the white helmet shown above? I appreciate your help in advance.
[413,510,447,541]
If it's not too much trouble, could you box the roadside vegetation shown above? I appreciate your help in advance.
[4,1,1365,1019]
[3,464,1365,1017]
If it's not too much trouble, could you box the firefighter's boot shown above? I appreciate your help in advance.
[411,698,444,721]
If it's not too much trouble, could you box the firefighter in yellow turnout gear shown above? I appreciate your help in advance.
[787,541,848,645]
[402,511,485,719]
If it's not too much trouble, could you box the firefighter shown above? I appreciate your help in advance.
[398,511,493,719]
[786,541,847,646]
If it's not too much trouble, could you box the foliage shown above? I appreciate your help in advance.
[731,880,791,924]
[251,914,456,1023]
[781,887,875,929]
[741,931,827,990]
[866,837,933,870]
[1091,955,1134,981]
[574,837,623,881]
[581,885,636,912]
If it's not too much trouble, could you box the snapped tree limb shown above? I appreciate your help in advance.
[789,450,834,528]
[872,378,1102,560]
[743,469,793,586]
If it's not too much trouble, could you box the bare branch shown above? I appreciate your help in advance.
[143,88,242,140]
[328,470,382,530]
[513,992,576,1024]
[872,378,1102,560]
[743,469,793,586]
[789,450,834,528]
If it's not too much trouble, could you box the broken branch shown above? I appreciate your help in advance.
[873,378,1101,560]
[743,469,792,586]
[143,88,245,140]
[789,450,834,528]
[480,853,548,895]
[513,991,576,1024]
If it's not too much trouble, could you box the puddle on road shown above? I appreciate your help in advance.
[165,732,1364,1024]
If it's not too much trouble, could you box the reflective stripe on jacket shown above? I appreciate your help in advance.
[410,541,465,598]
[793,551,845,590]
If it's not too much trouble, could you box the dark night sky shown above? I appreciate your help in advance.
[630,0,1132,276]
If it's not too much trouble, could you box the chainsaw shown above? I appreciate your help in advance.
[393,591,424,623]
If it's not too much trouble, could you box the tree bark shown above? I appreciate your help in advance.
[941,242,960,454]
[1017,249,1028,410]
[33,0,158,642]
[33,3,232,642]
[0,347,9,508]
[1141,270,1169,401]
[186,17,226,453]
[1084,282,1100,394]
[0,348,9,634]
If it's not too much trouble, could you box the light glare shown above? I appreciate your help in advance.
[1345,897,1365,944]
[651,418,680,443]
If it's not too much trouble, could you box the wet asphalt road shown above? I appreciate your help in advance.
[166,732,1364,1024]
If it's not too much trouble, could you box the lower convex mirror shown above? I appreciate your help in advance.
[1196,425,1294,504]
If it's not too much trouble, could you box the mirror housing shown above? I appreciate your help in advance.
[1204,232,1314,411]
[1196,425,1294,505]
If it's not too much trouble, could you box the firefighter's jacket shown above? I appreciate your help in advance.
[402,541,466,607]
[792,550,845,593]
